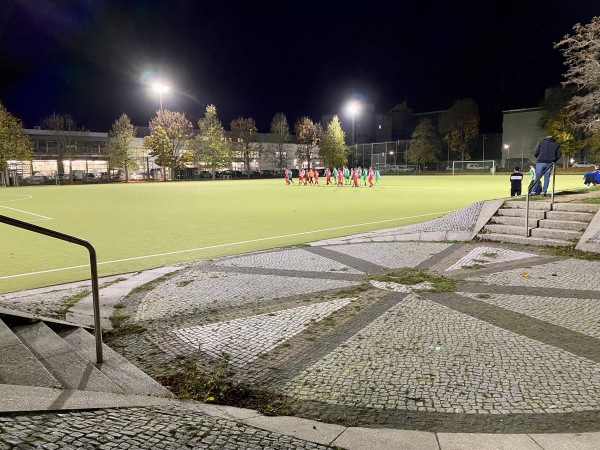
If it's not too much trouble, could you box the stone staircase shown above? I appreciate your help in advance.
[0,310,171,403]
[477,201,600,247]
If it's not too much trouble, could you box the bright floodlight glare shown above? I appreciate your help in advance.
[347,100,359,115]
[152,82,170,94]
[503,144,510,149]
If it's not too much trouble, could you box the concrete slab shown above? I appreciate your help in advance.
[529,432,600,450]
[332,427,439,450]
[244,415,346,445]
[67,266,179,328]
[191,403,261,421]
[470,199,505,239]
[0,384,177,412]
[438,433,541,449]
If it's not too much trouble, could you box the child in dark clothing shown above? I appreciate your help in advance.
[510,167,523,196]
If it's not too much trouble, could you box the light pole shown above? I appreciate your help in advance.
[504,144,510,168]
[152,82,169,111]
[346,101,360,165]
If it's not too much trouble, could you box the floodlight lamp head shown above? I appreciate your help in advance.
[152,82,170,94]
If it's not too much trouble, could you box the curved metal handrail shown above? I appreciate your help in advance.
[0,214,103,363]
[525,162,556,236]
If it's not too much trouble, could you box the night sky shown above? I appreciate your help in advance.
[2,0,600,134]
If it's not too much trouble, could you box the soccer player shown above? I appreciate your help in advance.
[375,169,381,185]
[325,168,331,185]
[352,168,359,187]
[337,168,343,186]
[368,167,374,187]
[314,169,319,185]
[298,168,304,186]
[284,168,289,185]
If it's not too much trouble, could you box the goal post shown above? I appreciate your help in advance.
[452,160,496,175]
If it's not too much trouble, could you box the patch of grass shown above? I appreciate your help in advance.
[157,356,291,416]
[581,197,600,204]
[481,252,498,258]
[368,268,456,292]
[332,283,372,297]
[545,246,600,260]
[461,263,484,269]
[58,289,91,318]
[476,293,491,299]
[100,277,127,289]
[127,274,174,295]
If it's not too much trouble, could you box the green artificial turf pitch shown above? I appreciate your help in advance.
[0,174,583,292]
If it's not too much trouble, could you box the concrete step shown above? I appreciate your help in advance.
[476,233,573,247]
[490,216,538,227]
[0,319,61,389]
[553,203,600,213]
[538,219,589,232]
[502,201,552,210]
[545,210,595,222]
[14,322,124,394]
[496,208,546,219]
[530,227,582,241]
[61,328,172,397]
[482,224,529,236]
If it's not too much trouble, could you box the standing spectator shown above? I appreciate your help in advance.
[531,136,562,196]
[510,167,523,196]
[583,165,600,187]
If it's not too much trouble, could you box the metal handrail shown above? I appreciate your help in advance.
[524,162,556,237]
[0,215,103,363]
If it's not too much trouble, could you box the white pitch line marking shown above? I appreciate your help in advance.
[0,210,451,280]
[0,205,53,220]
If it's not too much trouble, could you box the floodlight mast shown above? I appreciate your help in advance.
[152,82,170,111]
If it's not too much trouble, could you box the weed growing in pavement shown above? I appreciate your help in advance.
[460,263,485,269]
[368,268,456,292]
[58,289,90,318]
[542,246,600,261]
[157,354,291,416]
[99,277,127,288]
[332,283,372,297]
[127,274,175,295]
[104,306,146,345]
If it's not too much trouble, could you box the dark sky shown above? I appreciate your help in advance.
[2,0,600,134]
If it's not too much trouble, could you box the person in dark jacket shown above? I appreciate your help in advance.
[531,136,562,196]
[510,167,523,196]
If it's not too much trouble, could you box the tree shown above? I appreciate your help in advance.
[196,104,231,178]
[555,17,600,134]
[406,118,442,167]
[143,109,194,181]
[107,114,138,182]
[319,116,348,168]
[294,117,323,169]
[438,98,479,161]
[268,113,291,172]
[0,102,32,187]
[230,117,258,177]
[42,112,86,180]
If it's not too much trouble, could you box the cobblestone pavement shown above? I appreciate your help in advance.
[0,405,334,449]
[2,236,600,440]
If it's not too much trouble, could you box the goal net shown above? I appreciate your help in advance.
[451,160,496,175]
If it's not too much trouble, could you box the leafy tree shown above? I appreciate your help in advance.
[545,110,579,167]
[107,114,138,182]
[196,104,231,178]
[230,117,258,177]
[143,109,194,181]
[0,102,32,186]
[319,116,348,168]
[294,117,323,169]
[269,113,291,172]
[42,112,86,179]
[555,17,600,134]
[438,98,479,161]
[406,118,442,167]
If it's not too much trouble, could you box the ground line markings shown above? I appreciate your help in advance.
[0,210,451,280]
[0,205,53,220]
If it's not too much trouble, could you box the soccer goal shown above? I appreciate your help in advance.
[451,160,496,175]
